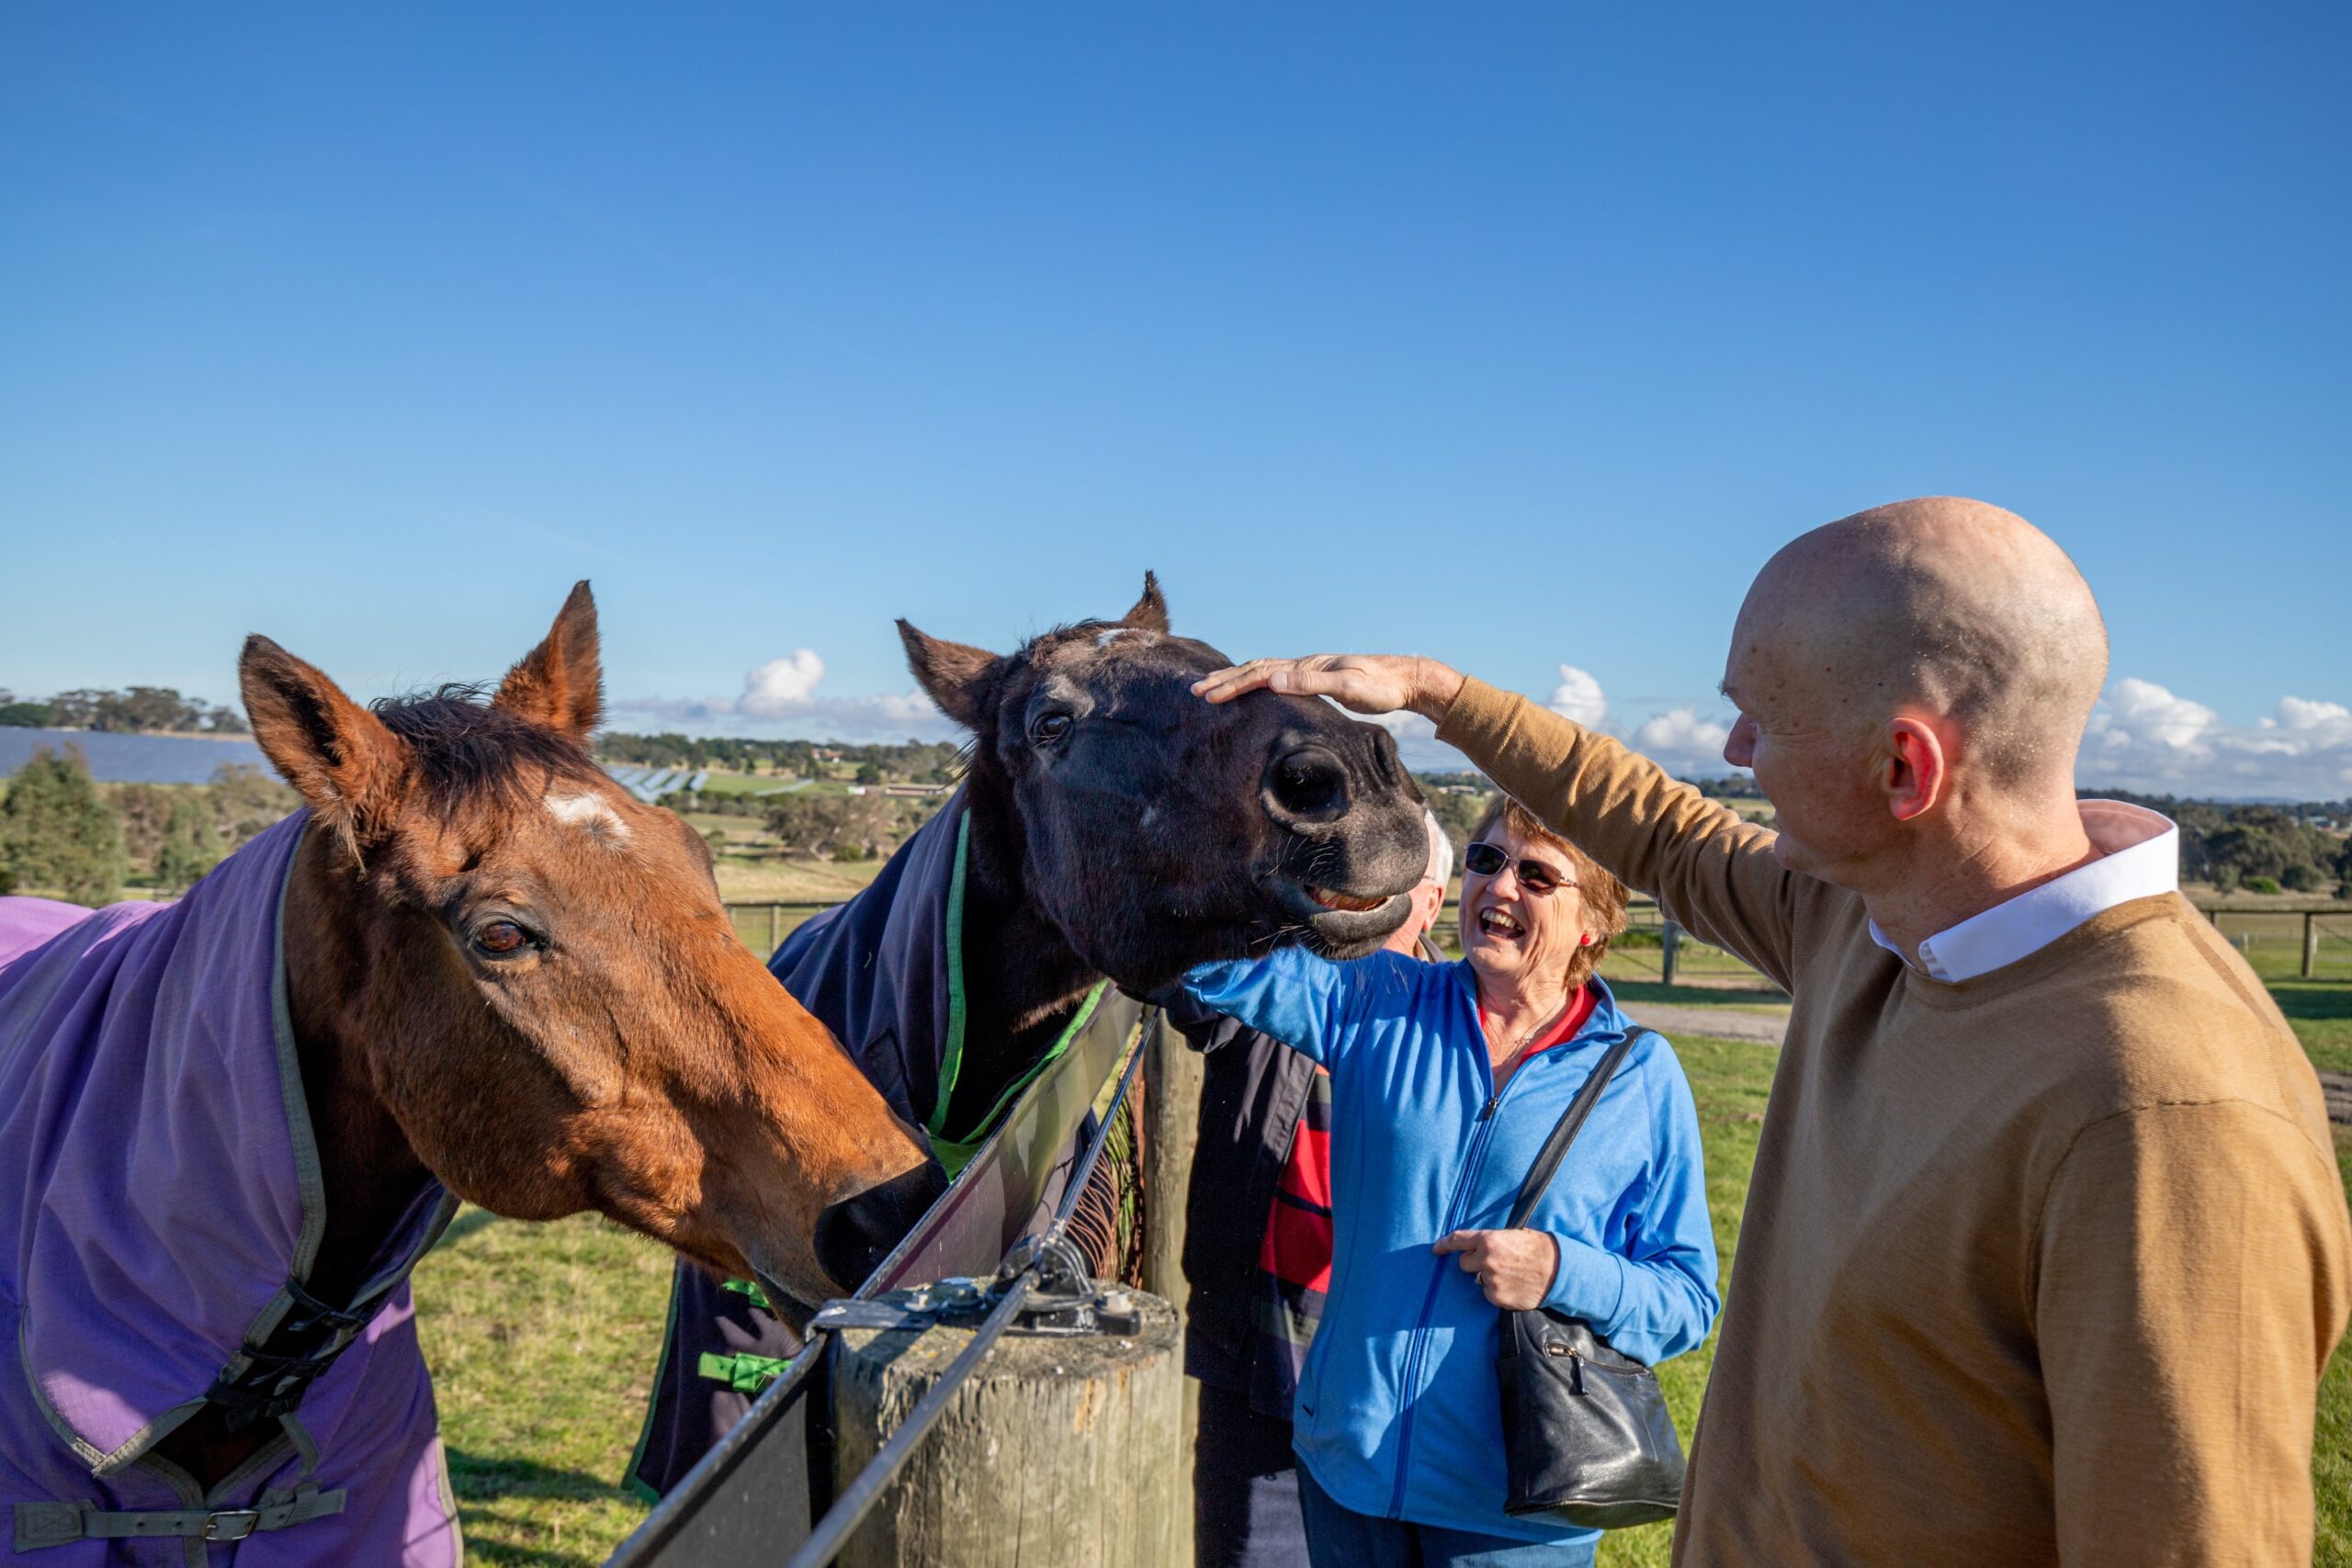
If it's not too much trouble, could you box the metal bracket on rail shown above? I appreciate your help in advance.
[808,1235,1142,1340]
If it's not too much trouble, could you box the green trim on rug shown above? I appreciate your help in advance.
[619,1260,684,1504]
[926,981,1108,1177]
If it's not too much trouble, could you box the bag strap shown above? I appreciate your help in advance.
[1506,1033,1637,1230]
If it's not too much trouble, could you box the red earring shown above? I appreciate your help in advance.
[1578,933,1592,946]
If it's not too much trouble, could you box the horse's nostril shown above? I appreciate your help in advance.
[1266,747,1351,823]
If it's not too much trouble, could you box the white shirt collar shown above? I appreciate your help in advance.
[1869,801,2178,983]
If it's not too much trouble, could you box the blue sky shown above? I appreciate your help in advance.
[3,5,2346,795]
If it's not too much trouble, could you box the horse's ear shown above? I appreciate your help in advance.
[240,636,410,839]
[897,620,997,730]
[494,581,603,744]
[1122,571,1170,635]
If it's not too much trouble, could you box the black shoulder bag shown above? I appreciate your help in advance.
[1496,1033,1688,1528]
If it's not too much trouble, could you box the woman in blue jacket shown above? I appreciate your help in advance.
[1182,796,1720,1566]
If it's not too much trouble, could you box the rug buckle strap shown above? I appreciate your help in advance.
[11,1483,346,1550]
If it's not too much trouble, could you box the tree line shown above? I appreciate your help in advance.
[6,741,2343,912]
[2097,791,2352,895]
[0,747,297,906]
[600,731,963,783]
[0,685,248,734]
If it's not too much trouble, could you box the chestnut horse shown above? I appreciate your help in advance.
[0,585,932,1563]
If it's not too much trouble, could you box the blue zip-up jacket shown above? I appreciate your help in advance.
[1181,949,1720,1550]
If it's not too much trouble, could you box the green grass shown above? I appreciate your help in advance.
[410,1210,673,1566]
[2271,979,2352,1076]
[1593,1035,1776,1568]
[2324,1124,2352,1568]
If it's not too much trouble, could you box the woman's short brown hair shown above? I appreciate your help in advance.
[1465,794,1629,992]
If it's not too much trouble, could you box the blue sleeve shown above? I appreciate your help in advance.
[1540,1036,1723,1367]
[1178,946,1358,1067]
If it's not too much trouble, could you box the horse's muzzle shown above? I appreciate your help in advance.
[814,1156,952,1295]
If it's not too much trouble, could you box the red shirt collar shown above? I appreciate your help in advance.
[1481,981,1600,1056]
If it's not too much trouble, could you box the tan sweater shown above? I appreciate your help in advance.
[1438,678,2351,1568]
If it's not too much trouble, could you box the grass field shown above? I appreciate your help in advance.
[409,970,2352,1567]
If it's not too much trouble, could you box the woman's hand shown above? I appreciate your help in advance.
[1434,1228,1559,1312]
[1191,654,1465,723]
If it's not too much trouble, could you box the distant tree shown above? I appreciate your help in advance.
[2245,875,2281,897]
[1424,788,1492,854]
[2280,863,2325,894]
[764,795,849,856]
[205,763,300,847]
[2206,818,2306,884]
[855,762,885,787]
[156,794,226,892]
[117,686,196,731]
[203,705,249,735]
[2210,863,2243,895]
[0,746,126,906]
[0,700,54,728]
[46,689,106,729]
[113,784,177,868]
[2336,840,2352,895]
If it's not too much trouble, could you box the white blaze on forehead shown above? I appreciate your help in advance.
[543,791,632,841]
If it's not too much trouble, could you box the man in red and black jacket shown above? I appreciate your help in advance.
[1171,810,1453,1568]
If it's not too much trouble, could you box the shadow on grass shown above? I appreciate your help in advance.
[2271,980,2352,1023]
[453,1538,619,1568]
[447,1449,633,1504]
[433,1208,504,1251]
[1602,977,1790,1011]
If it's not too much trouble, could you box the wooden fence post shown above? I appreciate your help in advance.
[768,903,780,954]
[1140,1016,1203,1568]
[1661,920,1681,987]
[831,1294,1185,1567]
[2306,911,2321,980]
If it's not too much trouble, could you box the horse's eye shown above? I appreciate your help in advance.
[473,920,531,957]
[1031,713,1073,745]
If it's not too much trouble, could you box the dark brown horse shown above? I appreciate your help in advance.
[637,575,1430,1492]
[162,585,935,1491]
[901,573,1430,1134]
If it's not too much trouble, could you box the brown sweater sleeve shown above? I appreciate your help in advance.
[1435,675,1811,989]
[2033,1099,2352,1566]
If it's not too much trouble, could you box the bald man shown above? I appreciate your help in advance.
[1194,499,2350,1568]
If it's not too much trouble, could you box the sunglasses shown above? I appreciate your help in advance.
[1463,841,1575,896]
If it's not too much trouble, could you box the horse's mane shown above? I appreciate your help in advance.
[371,683,606,805]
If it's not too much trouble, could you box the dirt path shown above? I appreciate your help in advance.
[1635,1009,2352,1126]
[1635,1002,1789,1047]
[2322,1070,2352,1126]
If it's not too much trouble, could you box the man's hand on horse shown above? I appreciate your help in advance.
[1191,654,1465,723]
[1433,1227,1559,1313]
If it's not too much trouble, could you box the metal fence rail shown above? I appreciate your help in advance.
[605,994,1156,1567]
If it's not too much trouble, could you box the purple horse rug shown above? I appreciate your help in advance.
[0,814,461,1565]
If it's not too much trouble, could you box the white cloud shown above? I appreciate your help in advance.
[608,649,955,741]
[1548,666,1608,728]
[738,650,827,716]
[1631,706,1734,773]
[2101,677,2221,752]
[2081,681,2352,797]
[869,689,944,726]
[2277,696,2352,736]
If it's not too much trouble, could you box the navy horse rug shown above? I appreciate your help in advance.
[0,815,460,1566]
